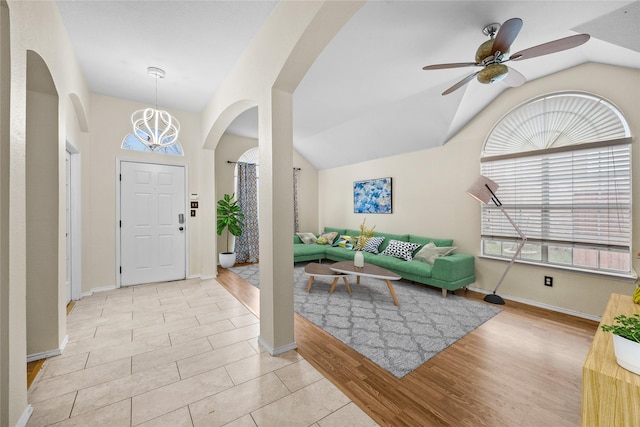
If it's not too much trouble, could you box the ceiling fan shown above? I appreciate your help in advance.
[422,18,590,95]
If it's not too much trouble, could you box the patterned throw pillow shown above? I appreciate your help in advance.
[295,232,317,245]
[414,242,457,265]
[362,236,385,254]
[334,235,354,250]
[319,231,338,245]
[380,239,421,261]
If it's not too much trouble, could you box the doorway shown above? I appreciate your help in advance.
[119,161,186,286]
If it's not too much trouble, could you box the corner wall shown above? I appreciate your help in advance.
[214,133,319,260]
[319,63,640,318]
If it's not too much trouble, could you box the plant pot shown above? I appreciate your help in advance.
[353,250,364,268]
[612,334,640,375]
[219,252,237,268]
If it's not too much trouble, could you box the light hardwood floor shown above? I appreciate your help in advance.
[216,265,599,427]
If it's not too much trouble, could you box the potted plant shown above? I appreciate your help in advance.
[216,193,245,268]
[601,313,640,375]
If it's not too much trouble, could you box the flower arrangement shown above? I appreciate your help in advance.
[354,217,376,251]
[601,313,640,343]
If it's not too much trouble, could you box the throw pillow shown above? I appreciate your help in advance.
[380,239,421,261]
[319,231,338,245]
[295,232,317,245]
[414,242,457,265]
[362,236,385,254]
[334,235,354,250]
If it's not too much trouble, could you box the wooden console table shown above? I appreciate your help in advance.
[582,293,640,426]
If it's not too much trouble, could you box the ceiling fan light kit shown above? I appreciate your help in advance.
[477,63,508,84]
[422,17,590,95]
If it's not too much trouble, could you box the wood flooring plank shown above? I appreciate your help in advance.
[215,265,598,426]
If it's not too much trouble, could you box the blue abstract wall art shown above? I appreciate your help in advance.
[353,177,392,214]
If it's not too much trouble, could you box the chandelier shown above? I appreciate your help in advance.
[131,67,180,150]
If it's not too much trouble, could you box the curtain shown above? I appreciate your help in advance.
[235,162,259,263]
[293,168,299,233]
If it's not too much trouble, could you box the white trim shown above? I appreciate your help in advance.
[65,142,82,301]
[81,285,118,298]
[479,255,638,281]
[467,285,601,322]
[201,274,217,280]
[26,334,67,362]
[16,405,33,427]
[258,336,298,356]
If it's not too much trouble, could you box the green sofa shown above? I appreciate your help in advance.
[294,227,476,297]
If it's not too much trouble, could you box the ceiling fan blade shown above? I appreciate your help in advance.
[442,71,480,95]
[491,18,523,56]
[422,62,478,70]
[509,34,590,61]
[503,67,526,87]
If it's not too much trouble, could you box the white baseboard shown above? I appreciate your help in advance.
[81,284,118,298]
[467,286,601,322]
[16,405,33,427]
[258,336,298,356]
[27,334,68,363]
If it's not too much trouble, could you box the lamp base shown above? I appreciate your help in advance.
[484,293,505,305]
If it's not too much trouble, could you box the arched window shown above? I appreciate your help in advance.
[480,92,633,278]
[121,131,184,156]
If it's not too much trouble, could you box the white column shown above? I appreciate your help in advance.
[257,88,296,354]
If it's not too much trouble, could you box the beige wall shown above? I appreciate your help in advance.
[86,94,208,291]
[319,63,639,318]
[214,133,319,257]
[4,0,92,424]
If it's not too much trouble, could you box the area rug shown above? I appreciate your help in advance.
[229,262,502,378]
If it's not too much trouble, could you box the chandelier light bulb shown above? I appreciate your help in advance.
[130,67,180,150]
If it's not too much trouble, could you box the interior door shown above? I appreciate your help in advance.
[120,161,186,286]
[65,150,72,303]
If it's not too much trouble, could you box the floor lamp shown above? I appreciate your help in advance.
[467,175,527,305]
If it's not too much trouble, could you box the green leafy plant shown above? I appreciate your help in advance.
[601,313,640,343]
[216,193,245,253]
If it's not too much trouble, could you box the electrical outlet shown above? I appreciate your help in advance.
[544,276,553,287]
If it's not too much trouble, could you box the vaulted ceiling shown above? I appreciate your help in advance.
[56,1,640,169]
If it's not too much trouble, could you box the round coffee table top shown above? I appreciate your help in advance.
[329,261,401,281]
[304,262,349,277]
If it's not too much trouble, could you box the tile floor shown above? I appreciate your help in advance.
[27,278,379,427]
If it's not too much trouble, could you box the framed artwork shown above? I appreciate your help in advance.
[353,177,392,214]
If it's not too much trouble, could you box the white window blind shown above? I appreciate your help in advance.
[481,141,632,274]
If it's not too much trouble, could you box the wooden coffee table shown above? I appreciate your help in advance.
[304,262,352,294]
[330,261,402,306]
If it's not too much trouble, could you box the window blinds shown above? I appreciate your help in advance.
[480,142,631,250]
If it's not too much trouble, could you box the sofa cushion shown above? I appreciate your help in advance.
[323,227,346,236]
[293,243,326,257]
[296,232,317,244]
[392,259,433,278]
[349,231,409,253]
[318,231,338,245]
[414,242,457,265]
[409,235,454,248]
[362,236,385,254]
[380,240,421,261]
[334,235,355,250]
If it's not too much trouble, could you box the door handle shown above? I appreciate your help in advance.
[179,226,184,231]
[178,213,185,224]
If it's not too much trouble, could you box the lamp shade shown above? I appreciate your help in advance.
[467,175,499,204]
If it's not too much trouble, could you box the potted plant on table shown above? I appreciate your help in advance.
[601,313,640,375]
[216,193,245,268]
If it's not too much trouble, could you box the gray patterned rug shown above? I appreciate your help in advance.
[229,262,502,378]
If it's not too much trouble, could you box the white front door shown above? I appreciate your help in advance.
[120,161,186,286]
